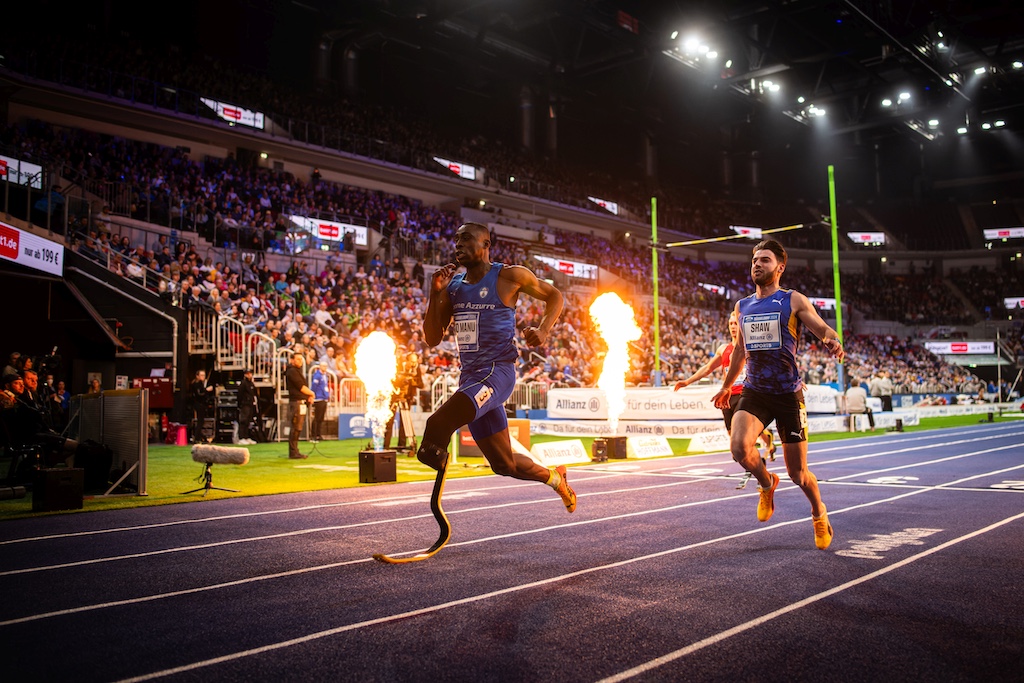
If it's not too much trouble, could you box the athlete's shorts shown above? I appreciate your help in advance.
[735,387,807,443]
[721,391,743,431]
[458,362,516,442]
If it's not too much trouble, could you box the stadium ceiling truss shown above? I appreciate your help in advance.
[313,0,1024,144]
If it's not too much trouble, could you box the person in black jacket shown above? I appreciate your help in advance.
[236,368,259,445]
[189,369,214,443]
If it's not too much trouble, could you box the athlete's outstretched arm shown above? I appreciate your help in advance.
[675,343,727,390]
[792,291,845,361]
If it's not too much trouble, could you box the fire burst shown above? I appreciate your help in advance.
[589,292,641,435]
[354,331,399,450]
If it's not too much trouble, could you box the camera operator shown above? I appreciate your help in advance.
[384,352,424,450]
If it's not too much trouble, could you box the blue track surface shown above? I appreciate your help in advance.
[3,422,1023,682]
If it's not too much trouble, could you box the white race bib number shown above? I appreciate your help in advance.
[743,313,782,351]
[453,312,480,352]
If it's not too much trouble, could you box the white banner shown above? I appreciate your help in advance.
[0,221,64,275]
[547,384,841,419]
[626,436,674,458]
[530,439,591,466]
[587,196,619,215]
[200,97,265,129]
[287,216,368,246]
[924,341,995,354]
[0,155,44,189]
[983,227,1024,240]
[1004,297,1024,310]
[433,156,477,180]
[730,225,763,238]
[534,254,598,280]
[531,419,724,438]
[847,232,886,244]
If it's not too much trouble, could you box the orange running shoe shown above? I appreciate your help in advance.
[757,472,780,522]
[554,465,577,513]
[813,512,834,550]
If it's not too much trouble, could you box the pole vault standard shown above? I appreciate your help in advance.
[651,197,662,386]
[828,164,846,389]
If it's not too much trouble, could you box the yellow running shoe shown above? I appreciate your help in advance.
[757,472,780,522]
[763,430,776,461]
[554,465,577,513]
[813,512,834,550]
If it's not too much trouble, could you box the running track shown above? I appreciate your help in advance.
[3,422,1023,682]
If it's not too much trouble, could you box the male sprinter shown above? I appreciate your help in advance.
[713,239,844,549]
[417,222,576,512]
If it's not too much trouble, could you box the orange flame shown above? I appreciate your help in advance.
[589,292,641,434]
[354,331,399,449]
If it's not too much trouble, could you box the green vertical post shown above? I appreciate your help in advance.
[651,197,661,386]
[828,165,845,387]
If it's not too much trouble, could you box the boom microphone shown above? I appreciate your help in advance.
[191,444,250,466]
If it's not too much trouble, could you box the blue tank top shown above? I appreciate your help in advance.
[448,263,518,372]
[737,289,802,393]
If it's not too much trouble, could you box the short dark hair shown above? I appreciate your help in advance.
[460,222,491,246]
[752,239,787,265]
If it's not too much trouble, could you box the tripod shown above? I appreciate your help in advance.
[182,462,239,496]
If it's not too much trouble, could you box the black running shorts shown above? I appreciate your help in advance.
[735,387,807,443]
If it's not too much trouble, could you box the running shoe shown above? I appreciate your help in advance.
[757,472,779,522]
[554,465,577,513]
[813,512,834,550]
[763,430,776,461]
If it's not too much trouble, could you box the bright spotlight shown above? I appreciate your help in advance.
[707,51,718,60]
[982,122,992,130]
[725,59,733,68]
[957,126,968,134]
[1014,61,1024,70]
[928,119,939,128]
[995,120,1006,127]
[683,37,700,53]
[797,96,805,103]
[974,66,987,75]
[670,30,679,40]
[881,98,893,107]
[898,92,911,101]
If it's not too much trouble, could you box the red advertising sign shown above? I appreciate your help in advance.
[0,224,19,259]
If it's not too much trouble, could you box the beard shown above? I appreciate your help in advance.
[752,266,778,287]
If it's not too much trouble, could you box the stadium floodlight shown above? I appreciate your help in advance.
[670,30,679,40]
[1014,61,1023,70]
[928,119,939,128]
[957,126,968,134]
[974,66,987,75]
[995,120,1006,127]
[898,92,911,101]
[982,122,992,130]
[881,98,893,107]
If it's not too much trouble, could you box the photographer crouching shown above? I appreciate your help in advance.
[384,352,424,451]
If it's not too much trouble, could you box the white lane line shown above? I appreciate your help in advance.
[596,509,1024,683]
[4,426,1020,546]
[7,459,1024,628]
[109,495,1024,682]
[4,440,1021,577]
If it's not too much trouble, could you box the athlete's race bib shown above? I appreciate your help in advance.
[453,311,480,352]
[743,313,782,351]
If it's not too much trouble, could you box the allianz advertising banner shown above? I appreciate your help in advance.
[546,384,840,419]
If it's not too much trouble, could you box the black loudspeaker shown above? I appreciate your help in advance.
[606,436,628,459]
[33,468,84,512]
[593,436,627,460]
[75,440,113,492]
[201,418,216,442]
[359,450,397,483]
